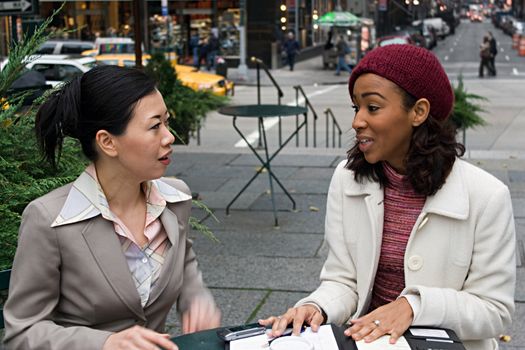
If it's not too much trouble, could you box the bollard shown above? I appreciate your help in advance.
[512,33,520,49]
[519,36,525,56]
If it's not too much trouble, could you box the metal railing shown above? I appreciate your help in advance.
[251,57,285,147]
[324,108,342,148]
[293,85,318,147]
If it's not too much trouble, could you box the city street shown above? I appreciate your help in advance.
[196,19,525,156]
[163,17,525,349]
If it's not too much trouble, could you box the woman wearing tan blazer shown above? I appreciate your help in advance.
[3,66,220,350]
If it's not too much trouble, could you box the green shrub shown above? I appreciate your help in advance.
[0,22,223,270]
[450,74,487,131]
[144,53,228,144]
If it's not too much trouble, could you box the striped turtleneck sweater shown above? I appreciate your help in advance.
[368,162,426,312]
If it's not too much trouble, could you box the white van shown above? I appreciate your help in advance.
[82,37,143,56]
[422,18,448,39]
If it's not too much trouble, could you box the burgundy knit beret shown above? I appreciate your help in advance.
[348,44,454,121]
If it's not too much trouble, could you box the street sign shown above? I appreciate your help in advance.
[161,0,167,16]
[0,0,35,16]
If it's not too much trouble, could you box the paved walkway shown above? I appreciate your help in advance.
[163,146,525,349]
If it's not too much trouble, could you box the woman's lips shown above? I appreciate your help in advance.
[357,138,373,152]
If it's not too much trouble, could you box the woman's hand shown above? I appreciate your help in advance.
[102,325,178,350]
[182,298,221,334]
[345,297,413,344]
[258,304,325,337]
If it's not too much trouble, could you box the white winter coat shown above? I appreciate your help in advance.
[297,159,516,350]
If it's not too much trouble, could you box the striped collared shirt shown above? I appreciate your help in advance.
[52,164,191,307]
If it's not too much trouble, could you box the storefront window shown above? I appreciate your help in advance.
[217,8,239,57]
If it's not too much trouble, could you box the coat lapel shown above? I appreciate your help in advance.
[344,179,384,316]
[146,208,182,306]
[82,217,146,320]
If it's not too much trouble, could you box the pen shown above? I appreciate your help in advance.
[425,338,454,343]
[266,326,306,344]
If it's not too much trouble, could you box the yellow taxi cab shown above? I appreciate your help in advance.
[94,54,234,96]
[95,53,151,67]
[172,62,234,96]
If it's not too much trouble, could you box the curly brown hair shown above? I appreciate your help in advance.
[345,87,465,196]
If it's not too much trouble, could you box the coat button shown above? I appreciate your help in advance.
[408,255,423,271]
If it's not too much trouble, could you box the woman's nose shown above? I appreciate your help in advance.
[163,125,176,145]
[352,111,366,131]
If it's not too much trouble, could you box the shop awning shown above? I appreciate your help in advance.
[315,11,360,27]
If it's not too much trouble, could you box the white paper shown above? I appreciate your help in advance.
[229,334,268,350]
[356,335,411,350]
[409,328,449,338]
[230,324,339,350]
[301,325,339,350]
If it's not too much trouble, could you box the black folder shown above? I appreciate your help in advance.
[330,324,466,350]
[190,323,466,350]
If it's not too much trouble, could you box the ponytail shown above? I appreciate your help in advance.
[35,76,82,168]
[35,65,157,168]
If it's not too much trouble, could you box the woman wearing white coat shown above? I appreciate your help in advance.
[260,44,516,350]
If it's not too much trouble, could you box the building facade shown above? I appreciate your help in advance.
[1,0,336,66]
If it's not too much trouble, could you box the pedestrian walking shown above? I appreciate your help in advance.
[206,33,220,71]
[282,31,300,71]
[260,44,515,350]
[479,36,494,78]
[189,31,200,67]
[3,65,221,350]
[197,37,209,70]
[335,35,352,76]
[488,31,498,76]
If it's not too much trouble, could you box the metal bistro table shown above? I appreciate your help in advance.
[170,324,355,350]
[218,104,308,226]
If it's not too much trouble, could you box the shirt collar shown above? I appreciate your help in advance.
[51,164,191,227]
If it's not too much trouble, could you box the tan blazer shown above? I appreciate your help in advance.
[3,177,214,350]
[297,159,516,350]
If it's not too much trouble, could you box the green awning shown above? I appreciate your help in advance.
[315,11,361,27]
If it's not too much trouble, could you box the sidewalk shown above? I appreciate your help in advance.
[164,146,525,349]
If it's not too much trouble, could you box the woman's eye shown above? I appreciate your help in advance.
[367,105,379,112]
[351,105,359,113]
[151,123,161,130]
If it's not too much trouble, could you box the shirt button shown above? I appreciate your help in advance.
[142,257,148,263]
[408,255,423,271]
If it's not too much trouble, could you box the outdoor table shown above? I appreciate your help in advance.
[170,324,465,350]
[170,324,355,350]
[218,104,308,226]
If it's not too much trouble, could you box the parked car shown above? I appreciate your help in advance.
[82,37,143,57]
[492,10,513,29]
[1,55,100,87]
[422,18,449,39]
[411,20,438,49]
[375,34,415,47]
[514,21,525,35]
[501,17,517,35]
[36,40,95,55]
[95,53,151,67]
[94,54,233,96]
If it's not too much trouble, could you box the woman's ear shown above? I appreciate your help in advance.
[95,130,118,157]
[412,98,430,127]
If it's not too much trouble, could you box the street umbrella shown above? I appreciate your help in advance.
[315,11,361,27]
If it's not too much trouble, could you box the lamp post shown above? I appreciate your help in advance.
[133,0,143,68]
[237,0,247,80]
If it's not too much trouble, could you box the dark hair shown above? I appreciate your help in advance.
[35,65,157,167]
[345,86,465,196]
